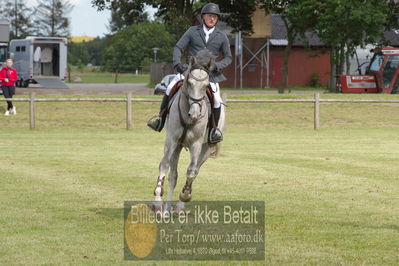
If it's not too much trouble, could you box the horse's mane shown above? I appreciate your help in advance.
[182,49,214,91]
[186,49,215,74]
[196,49,214,68]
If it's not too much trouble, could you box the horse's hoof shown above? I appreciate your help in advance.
[173,201,187,216]
[179,191,192,202]
[173,202,186,216]
[173,207,186,216]
[162,210,171,219]
[151,201,163,214]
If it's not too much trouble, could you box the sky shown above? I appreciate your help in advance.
[26,0,157,37]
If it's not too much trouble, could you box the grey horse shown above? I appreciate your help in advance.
[153,50,225,215]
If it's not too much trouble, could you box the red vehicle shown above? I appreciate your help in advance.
[340,47,399,93]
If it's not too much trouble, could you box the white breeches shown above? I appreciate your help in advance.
[165,74,222,108]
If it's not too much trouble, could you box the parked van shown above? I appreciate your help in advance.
[0,20,10,69]
[9,37,68,88]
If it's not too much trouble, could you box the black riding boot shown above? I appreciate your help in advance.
[209,107,223,144]
[147,94,169,132]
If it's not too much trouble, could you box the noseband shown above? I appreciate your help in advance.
[185,65,209,111]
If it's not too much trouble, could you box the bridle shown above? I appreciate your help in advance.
[177,64,210,147]
[184,65,209,112]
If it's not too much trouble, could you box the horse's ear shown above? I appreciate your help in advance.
[190,56,197,66]
[207,57,215,72]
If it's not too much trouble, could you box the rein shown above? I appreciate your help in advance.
[177,65,209,147]
[177,93,189,148]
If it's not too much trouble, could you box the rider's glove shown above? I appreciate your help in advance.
[176,63,188,74]
[213,62,220,72]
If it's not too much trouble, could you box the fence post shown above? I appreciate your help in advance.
[126,92,132,130]
[29,92,36,130]
[314,92,320,130]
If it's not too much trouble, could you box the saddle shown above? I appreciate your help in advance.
[167,80,215,109]
[166,80,219,145]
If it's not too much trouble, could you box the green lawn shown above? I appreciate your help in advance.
[66,72,149,84]
[0,94,398,265]
[223,86,327,91]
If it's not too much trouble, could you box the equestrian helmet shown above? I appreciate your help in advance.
[201,3,221,17]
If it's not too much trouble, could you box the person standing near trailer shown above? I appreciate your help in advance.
[0,59,18,116]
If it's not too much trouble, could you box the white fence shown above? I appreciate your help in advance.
[2,92,399,130]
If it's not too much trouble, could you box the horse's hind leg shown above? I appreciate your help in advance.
[153,139,178,212]
[164,145,182,214]
[179,141,202,202]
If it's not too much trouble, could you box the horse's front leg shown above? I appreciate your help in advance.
[179,140,202,202]
[153,139,178,212]
[163,145,182,214]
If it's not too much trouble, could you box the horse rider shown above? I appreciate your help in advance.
[147,2,232,144]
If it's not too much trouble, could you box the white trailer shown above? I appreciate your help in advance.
[0,20,10,68]
[9,37,69,88]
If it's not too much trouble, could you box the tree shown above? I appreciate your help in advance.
[92,0,259,38]
[259,0,394,92]
[209,0,258,35]
[34,0,73,37]
[85,37,109,65]
[151,0,197,38]
[108,0,149,33]
[102,22,174,73]
[68,37,109,66]
[0,0,33,39]
[259,0,318,93]
[68,42,91,66]
[314,0,392,90]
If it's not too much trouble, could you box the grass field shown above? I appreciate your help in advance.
[223,86,327,91]
[67,72,149,84]
[0,94,398,265]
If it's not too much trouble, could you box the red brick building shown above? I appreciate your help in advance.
[219,15,332,88]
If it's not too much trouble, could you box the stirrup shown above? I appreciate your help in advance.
[147,115,163,131]
[209,128,223,144]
